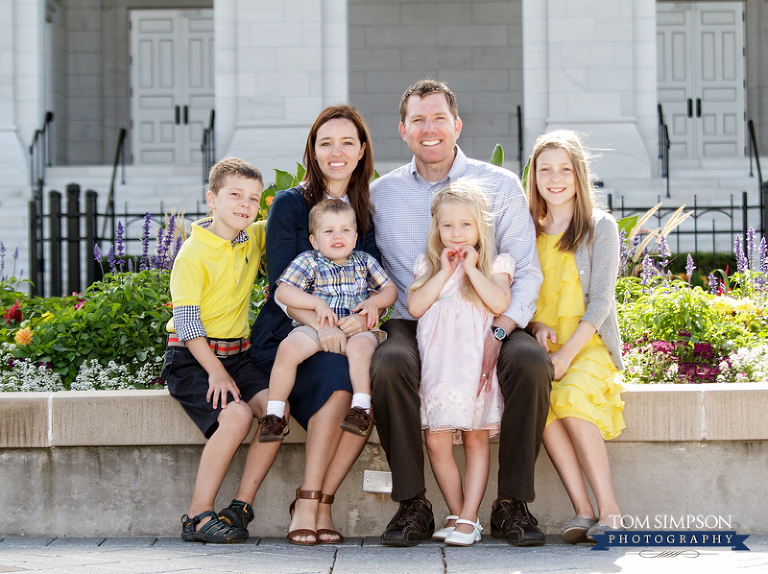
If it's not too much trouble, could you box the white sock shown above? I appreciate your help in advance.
[266,400,286,418]
[351,393,371,412]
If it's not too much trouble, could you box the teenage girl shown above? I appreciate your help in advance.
[407,182,515,547]
[526,130,625,543]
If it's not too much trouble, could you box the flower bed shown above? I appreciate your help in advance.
[1,173,766,390]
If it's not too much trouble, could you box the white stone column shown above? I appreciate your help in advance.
[215,0,349,179]
[0,0,45,188]
[522,0,656,179]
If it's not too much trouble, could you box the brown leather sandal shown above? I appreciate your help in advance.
[317,493,345,544]
[287,489,320,546]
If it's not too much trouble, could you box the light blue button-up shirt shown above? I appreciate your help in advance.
[371,146,542,326]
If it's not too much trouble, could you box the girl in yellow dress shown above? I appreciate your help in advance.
[526,130,625,544]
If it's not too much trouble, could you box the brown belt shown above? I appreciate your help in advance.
[167,335,250,357]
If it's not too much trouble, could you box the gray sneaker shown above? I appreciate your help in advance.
[561,516,597,544]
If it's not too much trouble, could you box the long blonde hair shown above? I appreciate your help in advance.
[526,130,595,253]
[409,181,498,314]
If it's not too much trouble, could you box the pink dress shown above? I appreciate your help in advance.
[415,253,515,441]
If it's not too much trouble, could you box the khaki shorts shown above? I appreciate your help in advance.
[291,324,387,351]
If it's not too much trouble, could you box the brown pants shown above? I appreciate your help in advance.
[371,319,553,502]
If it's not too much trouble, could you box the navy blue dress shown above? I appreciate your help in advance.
[250,186,381,429]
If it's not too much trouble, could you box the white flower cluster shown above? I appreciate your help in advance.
[0,348,164,392]
[717,344,768,384]
[70,353,164,391]
[0,351,66,392]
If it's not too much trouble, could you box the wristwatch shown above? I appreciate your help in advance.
[493,327,507,342]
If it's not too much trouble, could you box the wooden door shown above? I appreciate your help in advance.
[657,2,745,162]
[129,9,214,165]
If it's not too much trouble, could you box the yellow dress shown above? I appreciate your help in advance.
[533,232,625,440]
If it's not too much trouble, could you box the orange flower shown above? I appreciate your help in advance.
[265,195,274,207]
[14,327,33,346]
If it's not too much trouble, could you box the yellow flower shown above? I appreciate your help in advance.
[14,327,33,346]
[41,312,54,321]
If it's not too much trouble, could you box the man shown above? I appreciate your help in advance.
[370,79,553,547]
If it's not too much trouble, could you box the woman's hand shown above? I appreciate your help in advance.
[337,313,368,337]
[352,299,380,329]
[529,322,555,352]
[459,245,479,270]
[316,325,347,354]
[440,247,459,273]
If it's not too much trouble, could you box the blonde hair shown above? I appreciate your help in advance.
[208,157,263,195]
[409,181,498,315]
[526,130,595,253]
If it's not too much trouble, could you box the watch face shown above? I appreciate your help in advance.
[494,327,506,340]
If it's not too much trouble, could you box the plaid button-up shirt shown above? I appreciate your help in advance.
[278,249,391,321]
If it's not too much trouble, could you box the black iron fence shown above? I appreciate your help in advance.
[28,186,206,297]
[607,191,767,269]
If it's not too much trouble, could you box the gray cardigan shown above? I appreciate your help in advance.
[572,209,624,371]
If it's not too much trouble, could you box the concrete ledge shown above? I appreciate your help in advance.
[4,383,768,448]
[2,383,768,537]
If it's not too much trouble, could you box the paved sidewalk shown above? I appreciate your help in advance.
[0,535,766,574]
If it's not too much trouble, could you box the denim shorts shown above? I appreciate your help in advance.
[161,346,269,438]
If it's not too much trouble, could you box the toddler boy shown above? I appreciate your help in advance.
[259,199,396,440]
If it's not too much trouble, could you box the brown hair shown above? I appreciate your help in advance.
[208,157,263,195]
[308,199,357,236]
[399,79,459,123]
[302,105,373,236]
[526,130,594,253]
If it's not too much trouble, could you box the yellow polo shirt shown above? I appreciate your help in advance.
[166,218,266,339]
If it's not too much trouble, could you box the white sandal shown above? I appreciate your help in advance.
[432,515,459,541]
[444,518,482,546]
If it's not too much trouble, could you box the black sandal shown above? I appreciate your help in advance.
[181,511,248,543]
[219,499,255,530]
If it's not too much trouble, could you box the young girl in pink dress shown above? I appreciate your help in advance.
[407,182,515,547]
[526,130,625,543]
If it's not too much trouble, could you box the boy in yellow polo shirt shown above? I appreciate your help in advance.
[161,157,276,543]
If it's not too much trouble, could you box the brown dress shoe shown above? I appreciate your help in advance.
[340,406,374,436]
[381,495,435,547]
[490,496,545,546]
[257,414,289,442]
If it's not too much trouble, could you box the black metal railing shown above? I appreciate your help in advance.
[607,191,763,269]
[29,186,207,296]
[516,104,523,174]
[202,110,215,190]
[658,104,671,198]
[28,111,54,295]
[101,128,127,244]
[747,120,767,236]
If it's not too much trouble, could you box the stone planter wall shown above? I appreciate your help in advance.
[1,384,767,537]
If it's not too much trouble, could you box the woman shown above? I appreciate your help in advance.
[250,105,379,545]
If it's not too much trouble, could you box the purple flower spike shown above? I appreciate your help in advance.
[140,213,151,271]
[12,248,18,260]
[619,229,628,276]
[685,254,696,283]
[107,245,117,274]
[760,237,768,275]
[640,253,654,286]
[747,228,755,269]
[115,221,126,257]
[94,244,102,263]
[708,272,718,295]
[735,236,748,274]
